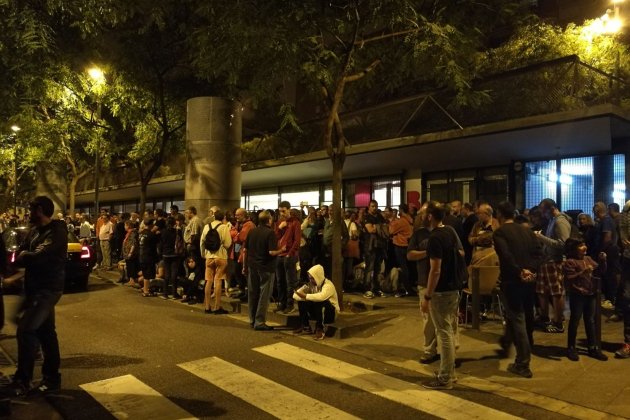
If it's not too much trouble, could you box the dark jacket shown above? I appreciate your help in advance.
[138,228,159,264]
[493,222,543,284]
[17,220,68,294]
[161,227,179,258]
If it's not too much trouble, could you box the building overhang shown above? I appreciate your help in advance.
[75,104,630,205]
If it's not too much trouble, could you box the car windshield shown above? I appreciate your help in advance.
[68,230,79,244]
[2,228,29,250]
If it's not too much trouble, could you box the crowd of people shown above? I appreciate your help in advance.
[7,195,628,391]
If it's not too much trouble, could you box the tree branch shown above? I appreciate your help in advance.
[344,59,381,82]
[354,28,421,47]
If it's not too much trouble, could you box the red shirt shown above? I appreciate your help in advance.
[275,216,301,257]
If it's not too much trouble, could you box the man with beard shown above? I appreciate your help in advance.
[1,196,68,396]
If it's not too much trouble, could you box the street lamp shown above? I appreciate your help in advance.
[10,125,20,215]
[88,66,105,217]
[582,1,624,104]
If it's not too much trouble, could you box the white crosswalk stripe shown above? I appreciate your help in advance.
[79,374,198,420]
[178,356,359,420]
[254,342,524,420]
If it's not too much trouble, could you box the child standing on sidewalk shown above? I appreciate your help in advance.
[563,238,608,362]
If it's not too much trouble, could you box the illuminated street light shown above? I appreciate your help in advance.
[88,67,105,84]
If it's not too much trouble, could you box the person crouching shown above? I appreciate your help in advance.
[293,264,339,340]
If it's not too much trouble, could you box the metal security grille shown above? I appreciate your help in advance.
[525,160,557,209]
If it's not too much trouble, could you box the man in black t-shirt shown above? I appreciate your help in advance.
[420,201,462,390]
[407,204,438,363]
[243,210,284,331]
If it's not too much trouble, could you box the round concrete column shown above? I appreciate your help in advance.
[185,97,242,216]
[35,162,67,214]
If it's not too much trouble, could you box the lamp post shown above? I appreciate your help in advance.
[10,125,20,215]
[88,67,105,217]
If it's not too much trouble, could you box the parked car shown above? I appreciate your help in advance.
[2,226,95,293]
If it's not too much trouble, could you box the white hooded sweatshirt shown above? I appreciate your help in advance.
[293,264,340,313]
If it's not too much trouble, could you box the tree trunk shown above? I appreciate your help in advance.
[139,180,148,216]
[331,155,345,306]
[68,177,78,216]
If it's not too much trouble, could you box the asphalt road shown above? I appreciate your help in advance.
[2,274,580,419]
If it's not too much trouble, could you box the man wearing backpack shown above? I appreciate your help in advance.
[363,200,388,299]
[420,201,464,390]
[200,208,232,314]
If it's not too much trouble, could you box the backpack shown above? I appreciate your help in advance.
[174,230,185,256]
[204,223,222,252]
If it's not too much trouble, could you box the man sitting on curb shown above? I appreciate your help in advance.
[293,264,339,340]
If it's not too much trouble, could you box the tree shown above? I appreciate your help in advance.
[190,0,533,301]
[43,0,207,214]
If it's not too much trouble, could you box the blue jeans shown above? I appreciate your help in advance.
[15,291,63,385]
[276,256,298,308]
[429,290,459,382]
[248,268,275,327]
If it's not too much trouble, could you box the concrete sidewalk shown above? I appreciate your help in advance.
[325,293,630,419]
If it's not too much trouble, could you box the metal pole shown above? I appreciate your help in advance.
[94,102,101,216]
[12,151,17,215]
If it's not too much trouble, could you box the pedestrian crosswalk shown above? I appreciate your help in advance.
[254,343,521,420]
[79,374,197,420]
[78,342,527,420]
[76,341,620,420]
[178,357,359,420]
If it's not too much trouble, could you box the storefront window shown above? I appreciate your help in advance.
[525,154,625,212]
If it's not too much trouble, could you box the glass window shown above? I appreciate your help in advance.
[248,189,279,211]
[561,157,593,213]
[525,154,625,212]
[323,184,333,206]
[281,184,320,208]
[372,177,401,209]
[525,160,557,209]
[613,154,626,207]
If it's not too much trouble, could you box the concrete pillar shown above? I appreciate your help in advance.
[35,162,67,214]
[185,97,242,217]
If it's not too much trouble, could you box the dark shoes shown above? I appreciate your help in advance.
[0,381,30,398]
[588,348,608,361]
[254,324,274,331]
[422,378,453,390]
[419,353,440,364]
[293,326,314,335]
[545,322,564,333]
[213,308,229,315]
[29,378,61,397]
[507,363,533,378]
[567,347,579,362]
